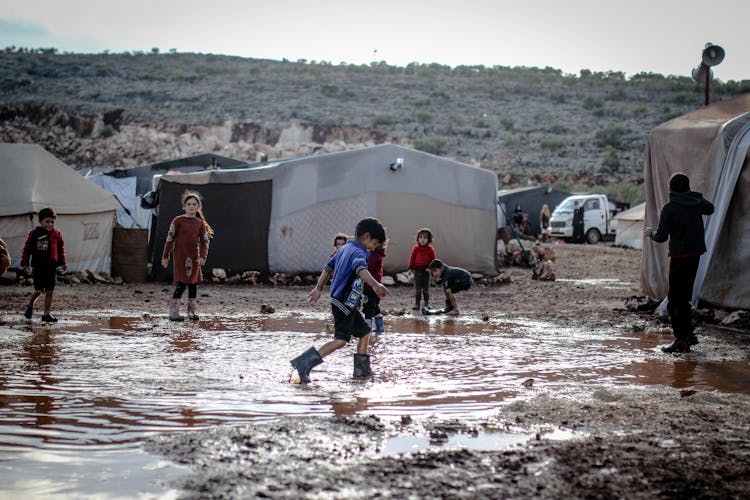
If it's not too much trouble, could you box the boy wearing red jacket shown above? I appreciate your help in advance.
[21,208,67,322]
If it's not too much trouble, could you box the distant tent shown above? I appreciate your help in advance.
[641,93,750,309]
[151,144,499,279]
[0,143,119,272]
[497,185,570,235]
[90,153,250,230]
[614,202,645,250]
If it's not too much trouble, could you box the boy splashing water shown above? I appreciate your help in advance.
[291,218,388,383]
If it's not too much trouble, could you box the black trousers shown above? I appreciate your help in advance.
[173,282,197,299]
[667,256,700,340]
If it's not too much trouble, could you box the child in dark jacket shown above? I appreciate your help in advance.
[428,259,473,316]
[408,228,435,311]
[644,172,714,353]
[21,208,67,322]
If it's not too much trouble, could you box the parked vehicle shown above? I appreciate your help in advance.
[549,194,617,244]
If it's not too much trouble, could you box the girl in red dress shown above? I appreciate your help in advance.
[161,190,214,321]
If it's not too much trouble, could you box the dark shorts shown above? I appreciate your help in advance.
[32,266,57,291]
[331,304,371,342]
[362,286,381,319]
[447,278,472,294]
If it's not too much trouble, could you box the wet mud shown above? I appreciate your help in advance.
[1,245,749,498]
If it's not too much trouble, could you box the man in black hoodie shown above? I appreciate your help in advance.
[644,173,714,353]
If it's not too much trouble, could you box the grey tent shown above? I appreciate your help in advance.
[641,93,750,309]
[151,144,499,279]
[497,185,571,236]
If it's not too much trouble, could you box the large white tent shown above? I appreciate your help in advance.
[641,94,750,309]
[614,202,645,250]
[152,144,499,279]
[0,143,119,273]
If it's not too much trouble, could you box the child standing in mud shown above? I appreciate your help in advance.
[21,208,67,322]
[291,218,388,383]
[408,228,435,311]
[161,190,214,322]
[644,172,714,353]
[363,240,387,333]
[328,232,349,259]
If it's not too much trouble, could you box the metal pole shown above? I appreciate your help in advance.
[704,68,710,106]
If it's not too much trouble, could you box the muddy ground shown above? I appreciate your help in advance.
[2,244,750,498]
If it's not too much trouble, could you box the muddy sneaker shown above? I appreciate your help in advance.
[24,306,33,319]
[41,315,58,323]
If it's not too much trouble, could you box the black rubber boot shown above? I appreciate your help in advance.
[290,347,323,384]
[353,354,372,378]
[662,339,691,353]
[412,299,421,311]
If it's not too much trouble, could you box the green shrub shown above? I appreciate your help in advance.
[474,117,490,128]
[540,139,565,151]
[549,92,566,104]
[413,136,448,155]
[595,125,626,149]
[413,111,434,124]
[500,117,514,131]
[373,114,398,126]
[583,96,604,110]
[504,137,521,149]
[601,146,620,172]
[448,114,465,126]
[549,123,566,134]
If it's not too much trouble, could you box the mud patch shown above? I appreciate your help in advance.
[145,386,750,499]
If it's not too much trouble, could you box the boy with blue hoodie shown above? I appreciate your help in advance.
[291,218,388,383]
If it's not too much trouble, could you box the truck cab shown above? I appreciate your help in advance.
[549,194,617,244]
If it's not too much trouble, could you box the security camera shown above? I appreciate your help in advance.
[389,158,404,171]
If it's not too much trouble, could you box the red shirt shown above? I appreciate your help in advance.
[367,247,386,282]
[408,244,435,270]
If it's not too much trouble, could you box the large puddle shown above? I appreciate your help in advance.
[1,310,749,498]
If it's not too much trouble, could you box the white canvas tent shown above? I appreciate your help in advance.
[0,143,119,273]
[152,144,498,278]
[641,93,750,309]
[614,202,645,250]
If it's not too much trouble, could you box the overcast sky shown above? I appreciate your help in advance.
[2,0,746,81]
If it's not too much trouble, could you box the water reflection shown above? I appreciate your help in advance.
[0,312,748,496]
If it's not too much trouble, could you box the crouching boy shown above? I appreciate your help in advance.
[428,259,472,316]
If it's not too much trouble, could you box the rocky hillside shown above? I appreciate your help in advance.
[2,49,748,200]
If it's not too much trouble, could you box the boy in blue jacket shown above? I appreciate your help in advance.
[291,218,388,383]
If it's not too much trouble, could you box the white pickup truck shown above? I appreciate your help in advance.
[548,194,617,244]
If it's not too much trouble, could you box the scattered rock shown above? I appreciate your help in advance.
[260,304,275,314]
[721,310,750,328]
[624,296,659,312]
